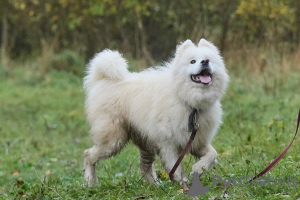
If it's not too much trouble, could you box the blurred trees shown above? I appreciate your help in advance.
[0,0,299,62]
[235,0,298,45]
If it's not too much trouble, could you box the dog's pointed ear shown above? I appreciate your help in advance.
[198,38,220,54]
[175,39,194,57]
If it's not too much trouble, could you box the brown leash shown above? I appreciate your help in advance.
[248,109,300,182]
[169,109,300,185]
[169,109,198,181]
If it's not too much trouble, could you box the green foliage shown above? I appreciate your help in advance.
[1,0,299,61]
[235,0,296,43]
[51,49,85,75]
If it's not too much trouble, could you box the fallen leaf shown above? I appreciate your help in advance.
[12,170,20,176]
[278,121,284,128]
[17,180,24,185]
[160,172,168,179]
[268,120,275,127]
[46,170,51,175]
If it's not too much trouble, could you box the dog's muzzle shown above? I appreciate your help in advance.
[191,61,213,84]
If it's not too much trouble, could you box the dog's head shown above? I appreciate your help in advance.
[171,39,229,109]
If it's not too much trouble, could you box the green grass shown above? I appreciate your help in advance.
[0,65,299,200]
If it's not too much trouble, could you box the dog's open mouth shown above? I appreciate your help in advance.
[191,68,212,84]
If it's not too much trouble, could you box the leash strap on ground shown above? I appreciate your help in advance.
[169,109,198,181]
[248,109,300,182]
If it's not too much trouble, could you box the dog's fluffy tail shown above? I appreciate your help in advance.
[84,49,129,90]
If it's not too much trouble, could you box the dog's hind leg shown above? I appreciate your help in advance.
[83,140,128,186]
[139,148,158,184]
[83,145,101,186]
[83,119,128,186]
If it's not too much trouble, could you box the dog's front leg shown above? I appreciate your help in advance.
[191,144,217,175]
[158,145,188,182]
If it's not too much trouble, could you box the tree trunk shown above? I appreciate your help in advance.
[136,10,154,66]
[220,16,229,52]
[1,13,8,67]
[219,1,238,52]
[295,0,300,44]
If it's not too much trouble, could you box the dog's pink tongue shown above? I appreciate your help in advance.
[200,75,211,84]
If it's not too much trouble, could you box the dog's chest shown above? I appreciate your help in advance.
[173,111,215,146]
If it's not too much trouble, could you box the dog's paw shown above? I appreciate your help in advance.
[182,176,189,183]
[84,174,98,187]
[83,167,98,187]
[170,173,188,182]
[190,164,205,177]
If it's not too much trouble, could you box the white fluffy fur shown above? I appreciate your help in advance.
[83,39,229,185]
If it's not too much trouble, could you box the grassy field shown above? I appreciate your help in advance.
[0,61,299,200]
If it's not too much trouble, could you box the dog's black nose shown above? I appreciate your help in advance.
[201,59,209,65]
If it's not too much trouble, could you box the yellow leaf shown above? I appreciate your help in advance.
[278,121,284,128]
[111,6,117,14]
[45,3,52,12]
[32,0,39,5]
[20,3,26,10]
[268,120,275,127]
[160,172,168,179]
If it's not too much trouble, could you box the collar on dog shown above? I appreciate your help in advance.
[169,108,198,181]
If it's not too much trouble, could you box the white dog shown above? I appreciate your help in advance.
[83,39,229,186]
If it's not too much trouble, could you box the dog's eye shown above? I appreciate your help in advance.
[190,60,196,64]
